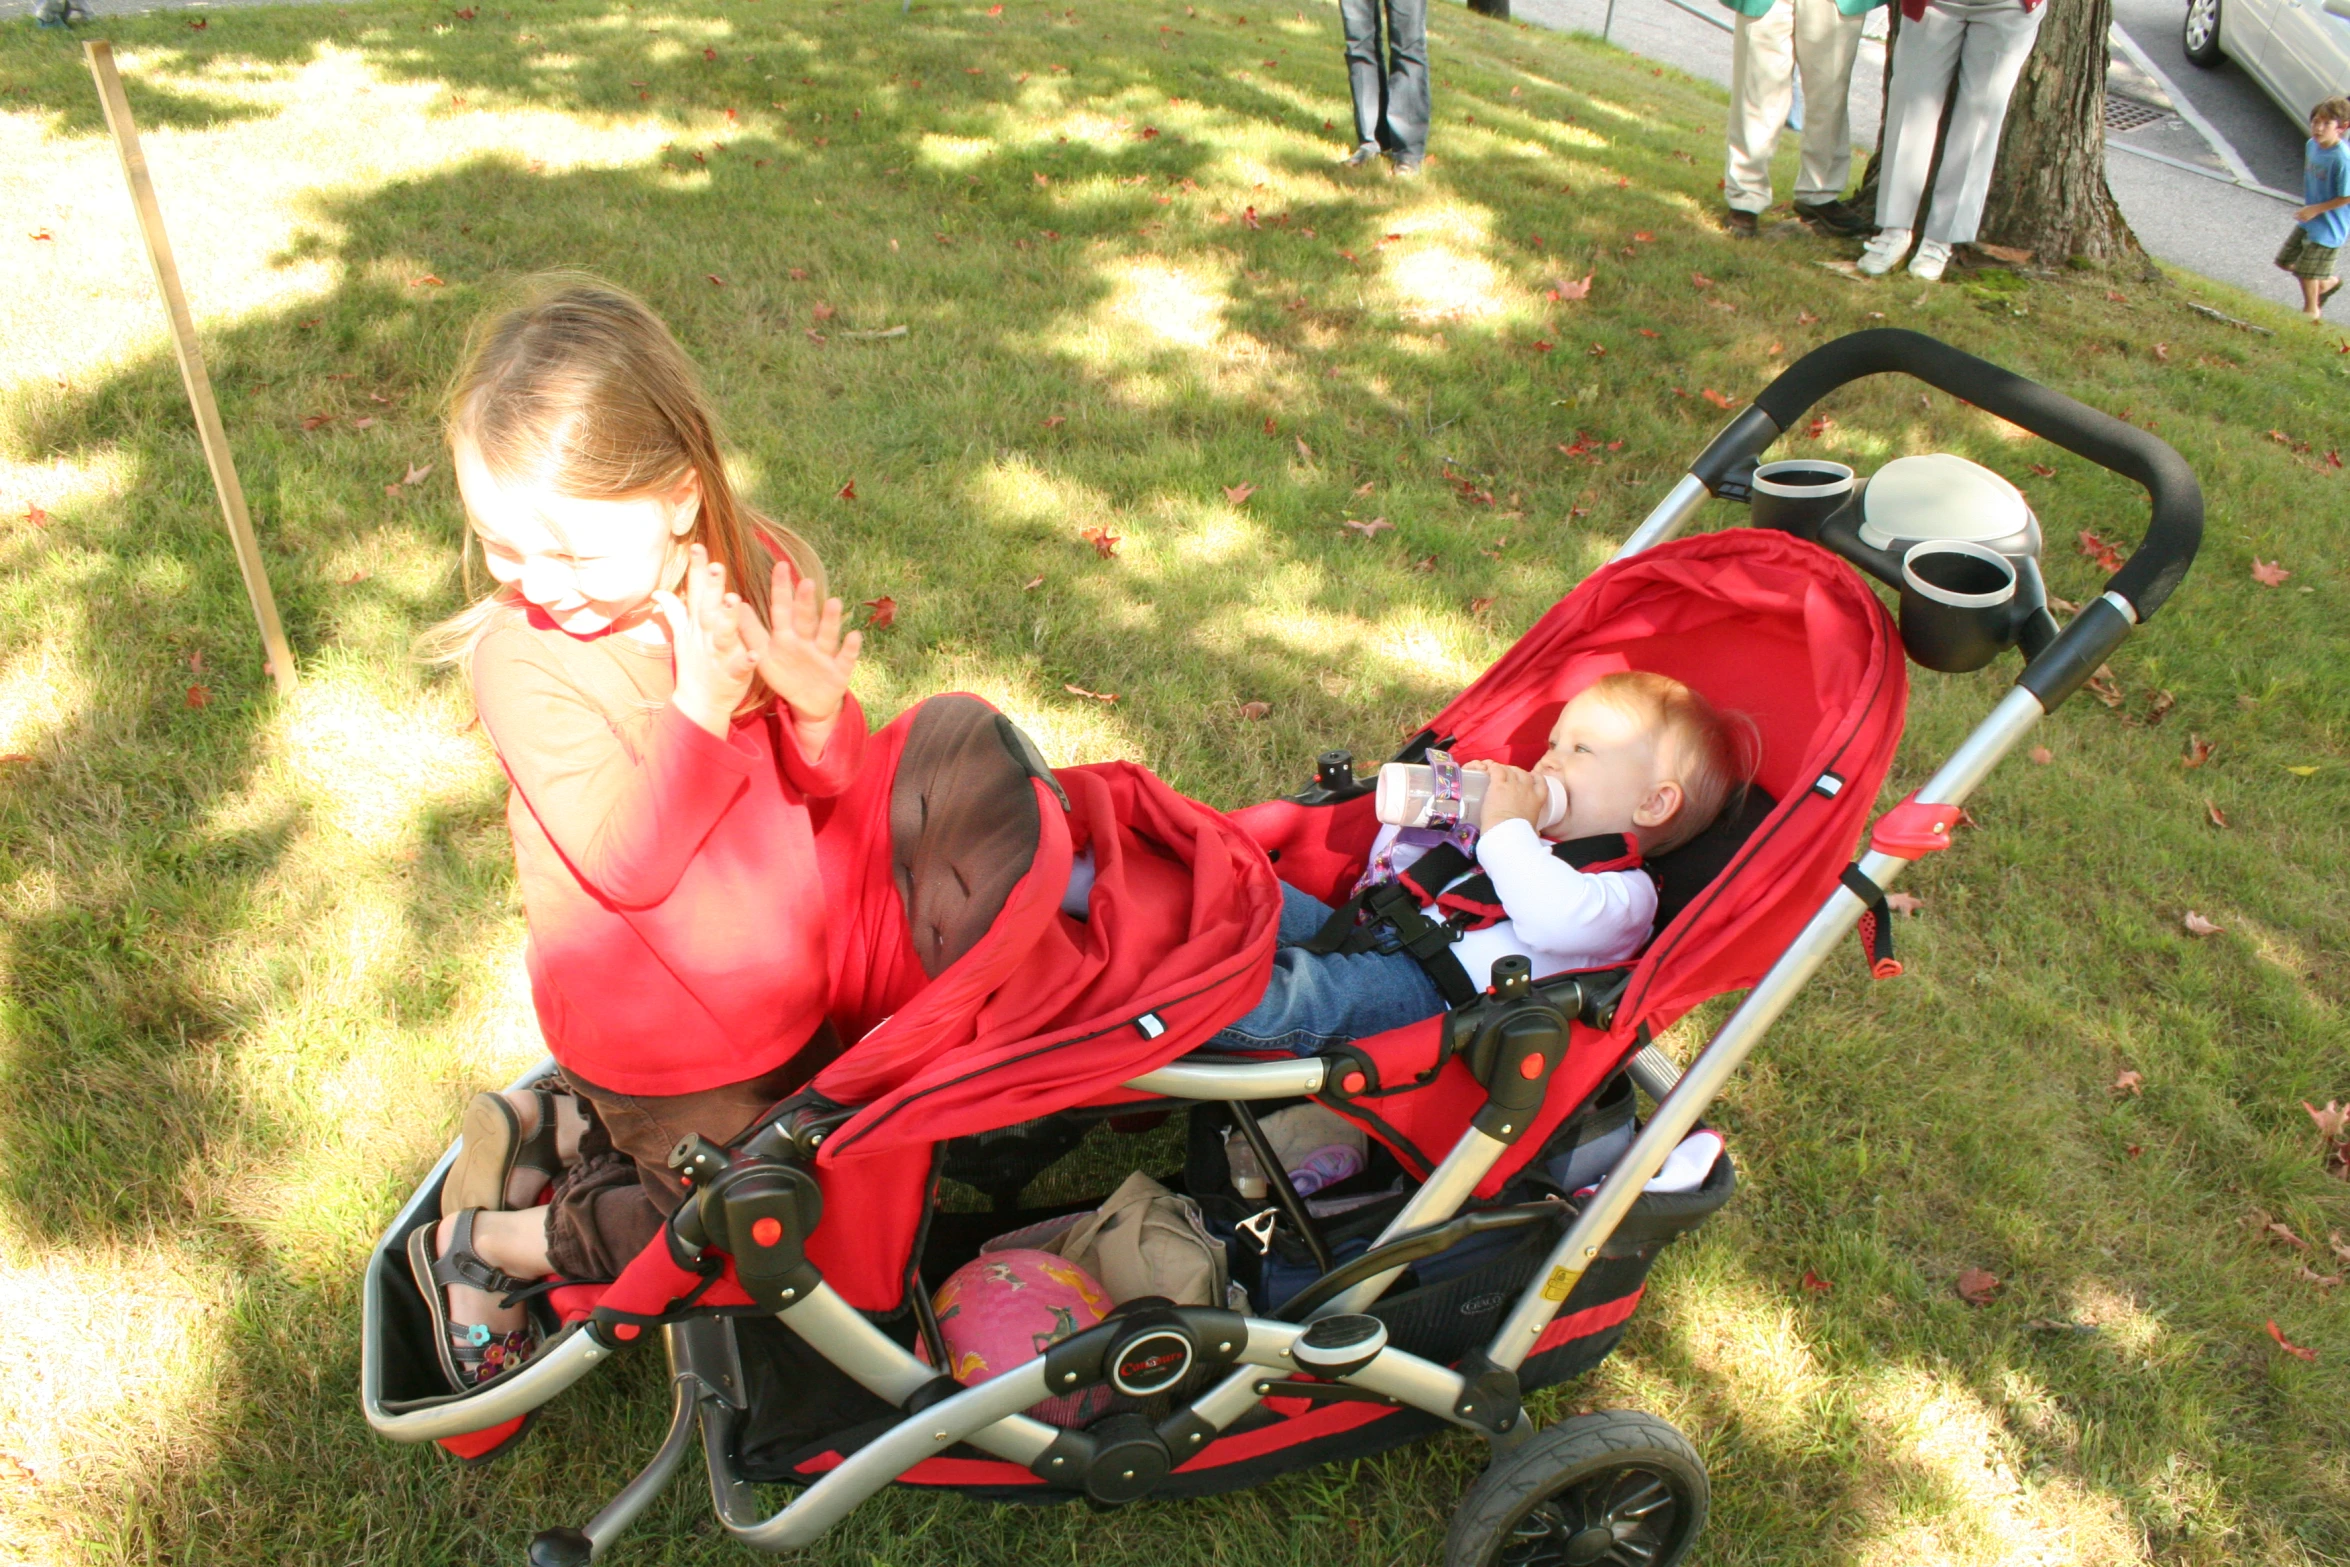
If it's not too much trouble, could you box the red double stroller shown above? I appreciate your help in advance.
[362,331,2200,1565]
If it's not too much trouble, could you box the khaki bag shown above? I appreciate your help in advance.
[985,1172,1231,1308]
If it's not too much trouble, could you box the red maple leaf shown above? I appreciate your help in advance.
[1081,525,1121,558]
[2266,1320,2318,1362]
[1954,1267,1999,1306]
[1223,482,1257,505]
[22,504,47,529]
[1700,388,1736,410]
[185,684,212,709]
[1800,1270,1832,1293]
[2077,530,2124,572]
[1554,272,1593,302]
[2182,733,2214,768]
[703,46,718,61]
[1531,340,1554,354]
[1636,327,1659,338]
[2250,558,2292,587]
[861,596,897,629]
[1806,416,1835,439]
[836,480,857,500]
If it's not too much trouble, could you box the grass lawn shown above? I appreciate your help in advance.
[3,0,2347,1561]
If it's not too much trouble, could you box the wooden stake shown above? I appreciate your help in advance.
[85,40,298,696]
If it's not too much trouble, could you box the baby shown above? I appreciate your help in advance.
[1206,672,1751,1056]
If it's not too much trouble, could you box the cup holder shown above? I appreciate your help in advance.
[1749,460,1856,542]
[1898,539,2019,672]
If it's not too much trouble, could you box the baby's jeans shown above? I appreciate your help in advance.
[1202,883,1448,1057]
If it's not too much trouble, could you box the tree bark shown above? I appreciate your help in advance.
[1979,0,2139,262]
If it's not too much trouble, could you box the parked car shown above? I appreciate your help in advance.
[2185,0,2350,124]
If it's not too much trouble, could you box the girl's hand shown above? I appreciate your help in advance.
[748,563,862,760]
[652,545,759,738]
[1464,760,1547,830]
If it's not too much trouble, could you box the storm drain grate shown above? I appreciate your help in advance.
[2104,95,2168,134]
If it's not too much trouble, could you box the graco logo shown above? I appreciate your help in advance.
[1459,1290,1510,1317]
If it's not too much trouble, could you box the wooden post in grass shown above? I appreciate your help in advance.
[84,40,298,696]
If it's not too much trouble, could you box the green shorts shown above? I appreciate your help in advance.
[2277,227,2341,280]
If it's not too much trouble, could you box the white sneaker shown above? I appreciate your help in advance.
[1856,228,1911,277]
[1908,239,1952,282]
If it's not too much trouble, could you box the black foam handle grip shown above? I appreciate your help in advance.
[1738,329,2202,620]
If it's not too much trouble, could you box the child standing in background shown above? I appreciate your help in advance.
[2278,99,2350,323]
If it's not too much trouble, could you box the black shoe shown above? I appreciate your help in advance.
[1794,198,1872,236]
[1343,141,1380,167]
[1723,207,1759,237]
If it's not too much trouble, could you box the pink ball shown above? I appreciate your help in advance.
[926,1249,1113,1426]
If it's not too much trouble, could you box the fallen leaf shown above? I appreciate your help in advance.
[1295,436,1314,463]
[187,14,205,26]
[788,268,809,281]
[1884,891,1924,917]
[2204,800,2228,829]
[1553,272,1593,301]
[1531,340,1555,354]
[408,274,445,288]
[2295,1266,2343,1289]
[1467,595,1496,616]
[350,416,377,431]
[2182,909,2223,937]
[2145,689,2175,724]
[1080,525,1121,558]
[2126,1144,2144,1158]
[1238,700,1272,721]
[2333,1232,2350,1266]
[1800,1270,1832,1293]
[184,685,211,709]
[1223,482,1257,505]
[706,273,726,287]
[703,45,717,61]
[1766,341,1783,356]
[2182,734,2214,768]
[1632,231,1654,243]
[2112,1070,2144,1096]
[2046,595,2080,614]
[342,569,370,585]
[2077,530,2124,572]
[811,302,837,322]
[2266,1319,2318,1361]
[21,504,47,529]
[1700,388,1736,410]
[300,412,336,431]
[2250,558,2292,587]
[2028,746,2053,766]
[861,596,897,629]
[2085,665,2124,708]
[1343,517,1393,539]
[1955,1268,1999,1306]
[1043,415,1067,429]
[1410,553,1437,573]
[836,480,857,501]
[1689,272,1714,290]
[0,753,29,766]
[2284,764,2319,777]
[1797,308,1820,326]
[1637,327,1659,338]
[2029,462,2056,478]
[1022,574,1045,591]
[1353,481,1375,497]
[1063,683,1118,704]
[2307,1101,2350,1140]
[1806,415,1835,439]
[401,462,434,488]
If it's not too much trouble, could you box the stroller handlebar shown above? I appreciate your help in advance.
[1689,328,2203,626]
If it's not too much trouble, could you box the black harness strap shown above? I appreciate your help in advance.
[1305,833,1647,1009]
[1839,863,1903,979]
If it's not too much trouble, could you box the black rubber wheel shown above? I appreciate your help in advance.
[2182,0,2224,66]
[1443,1411,1708,1567]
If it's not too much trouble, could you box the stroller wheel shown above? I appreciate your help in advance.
[1443,1410,1707,1567]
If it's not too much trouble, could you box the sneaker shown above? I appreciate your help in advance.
[1793,198,1872,236]
[1908,239,1952,282]
[1856,228,1911,277]
[1724,208,1759,237]
[1342,141,1380,168]
[1391,154,1424,178]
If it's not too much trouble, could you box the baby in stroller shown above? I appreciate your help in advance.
[1206,672,1754,1057]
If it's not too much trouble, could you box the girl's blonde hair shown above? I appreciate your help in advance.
[417,274,823,712]
[1581,671,1759,854]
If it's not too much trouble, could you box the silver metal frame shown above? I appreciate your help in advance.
[359,474,2087,1556]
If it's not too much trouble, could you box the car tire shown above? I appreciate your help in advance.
[2183,0,2224,66]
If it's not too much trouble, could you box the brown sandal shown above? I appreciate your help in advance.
[441,1088,569,1217]
[406,1210,544,1393]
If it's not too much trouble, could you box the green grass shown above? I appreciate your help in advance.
[1,1,2346,1562]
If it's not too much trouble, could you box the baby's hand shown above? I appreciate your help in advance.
[1465,760,1547,829]
[653,545,759,738]
[747,562,862,757]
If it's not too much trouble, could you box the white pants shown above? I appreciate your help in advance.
[1724,0,1867,213]
[1875,0,2047,243]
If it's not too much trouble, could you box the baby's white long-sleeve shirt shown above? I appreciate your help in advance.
[1369,817,1656,991]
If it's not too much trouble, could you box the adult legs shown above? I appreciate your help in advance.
[1789,0,1866,205]
[1339,0,1389,151]
[1380,0,1431,160]
[1917,2,2047,244]
[1873,0,1968,232]
[1724,1,1798,216]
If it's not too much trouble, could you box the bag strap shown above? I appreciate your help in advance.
[1840,864,1903,979]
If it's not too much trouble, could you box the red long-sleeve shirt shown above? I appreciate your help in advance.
[473,605,865,1096]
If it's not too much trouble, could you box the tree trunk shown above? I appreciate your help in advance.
[1979,0,2139,262]
[1855,1,2139,266]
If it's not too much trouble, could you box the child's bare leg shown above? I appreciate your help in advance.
[437,1207,554,1334]
[2304,276,2327,320]
[494,1090,591,1206]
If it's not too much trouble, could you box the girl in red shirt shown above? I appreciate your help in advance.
[408,277,864,1391]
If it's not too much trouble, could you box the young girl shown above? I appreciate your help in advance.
[408,276,864,1392]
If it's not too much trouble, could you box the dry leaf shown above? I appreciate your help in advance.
[1689,272,1714,290]
[1410,553,1438,573]
[836,480,858,501]
[402,462,434,487]
[1553,272,1593,302]
[300,412,336,431]
[342,569,370,585]
[22,504,48,529]
[2251,558,2292,587]
[811,302,837,322]
[1806,415,1834,439]
[2112,1069,2144,1096]
[2028,746,2053,766]
[1343,517,1393,539]
[1022,574,1045,591]
[2182,734,2214,768]
[1080,525,1122,559]
[2332,1232,2350,1266]
[408,274,445,287]
[1532,340,1555,354]
[2204,800,2229,829]
[1295,436,1315,463]
[2266,1319,2318,1361]
[2284,764,2320,777]
[2182,910,2223,937]
[2306,1101,2349,1140]
[184,685,211,710]
[1800,1270,1832,1293]
[1885,891,1924,917]
[1468,596,1496,616]
[2145,689,2175,725]
[1223,482,1257,505]
[1353,481,1376,497]
[2086,665,2124,708]
[2293,1265,2342,1289]
[1700,388,1737,410]
[1043,415,1067,429]
[1955,1267,1999,1306]
[2077,530,2124,572]
[2029,462,2056,478]
[861,596,897,629]
[350,416,377,431]
[1797,309,1820,326]
[1238,700,1272,721]
[1063,683,1118,704]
